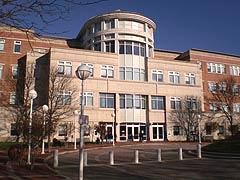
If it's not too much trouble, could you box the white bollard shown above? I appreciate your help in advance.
[179,148,183,160]
[53,149,58,168]
[157,149,162,162]
[197,144,202,159]
[109,151,114,165]
[135,150,139,164]
[84,151,88,166]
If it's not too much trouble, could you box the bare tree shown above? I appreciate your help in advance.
[0,0,107,35]
[206,76,240,137]
[43,67,78,149]
[0,60,42,144]
[169,96,203,141]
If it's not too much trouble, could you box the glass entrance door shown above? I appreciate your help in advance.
[127,125,139,141]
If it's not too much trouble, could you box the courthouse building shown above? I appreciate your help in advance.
[0,10,239,142]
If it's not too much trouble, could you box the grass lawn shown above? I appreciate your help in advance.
[202,139,240,153]
[0,142,20,150]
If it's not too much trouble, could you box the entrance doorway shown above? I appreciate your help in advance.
[120,123,146,142]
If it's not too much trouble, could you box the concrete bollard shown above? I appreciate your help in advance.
[109,151,114,165]
[135,150,139,164]
[157,148,162,162]
[53,149,58,168]
[84,151,88,166]
[178,148,183,160]
[197,143,202,159]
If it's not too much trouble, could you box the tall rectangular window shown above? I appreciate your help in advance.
[80,92,93,106]
[12,65,18,79]
[9,92,17,105]
[13,40,21,53]
[57,91,72,105]
[152,70,163,82]
[208,82,217,93]
[173,126,183,136]
[105,41,115,53]
[185,73,195,85]
[170,97,181,110]
[58,124,67,136]
[230,65,240,76]
[0,65,3,79]
[105,20,115,29]
[10,123,17,136]
[57,61,72,75]
[169,71,180,84]
[101,65,114,78]
[82,63,94,77]
[0,39,5,51]
[151,96,164,110]
[100,93,115,108]
[186,97,197,110]
[94,22,101,32]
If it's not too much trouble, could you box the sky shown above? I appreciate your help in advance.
[42,0,240,55]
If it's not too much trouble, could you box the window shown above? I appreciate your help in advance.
[185,73,195,85]
[170,97,181,110]
[58,124,67,136]
[10,123,17,136]
[9,92,17,105]
[120,94,146,109]
[105,34,115,39]
[13,40,21,53]
[169,71,180,84]
[126,67,133,80]
[0,65,3,79]
[120,67,145,81]
[152,70,163,82]
[173,126,183,136]
[218,82,226,93]
[152,123,164,140]
[80,92,93,106]
[100,93,115,108]
[82,63,94,77]
[0,39,5,51]
[94,43,101,51]
[118,41,145,57]
[233,84,239,94]
[205,124,212,135]
[94,36,101,42]
[57,61,72,75]
[151,96,164,110]
[218,126,224,135]
[105,20,115,29]
[186,97,197,110]
[207,63,226,74]
[12,65,18,79]
[57,91,71,105]
[94,22,101,32]
[101,65,114,78]
[105,41,115,53]
[230,65,240,76]
[233,103,240,113]
[208,82,217,93]
[209,103,218,112]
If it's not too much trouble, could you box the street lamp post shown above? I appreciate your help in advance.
[197,114,202,158]
[41,105,48,154]
[75,64,91,180]
[73,110,79,150]
[197,114,201,144]
[111,113,115,146]
[27,89,37,165]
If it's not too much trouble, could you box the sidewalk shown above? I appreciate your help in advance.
[0,143,114,180]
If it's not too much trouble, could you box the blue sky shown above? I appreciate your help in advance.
[43,0,240,55]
